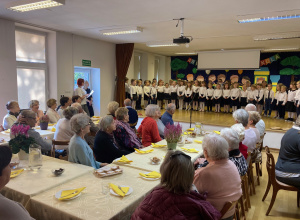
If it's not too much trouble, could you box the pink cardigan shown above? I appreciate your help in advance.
[193,159,242,219]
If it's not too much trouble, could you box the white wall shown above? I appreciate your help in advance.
[0,19,18,120]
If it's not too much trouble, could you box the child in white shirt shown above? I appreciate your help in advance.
[206,82,214,112]
[222,83,231,113]
[240,84,248,109]
[170,81,178,106]
[143,80,151,109]
[150,82,157,105]
[136,80,143,110]
[130,79,137,109]
[247,84,257,104]
[125,77,130,99]
[198,81,207,112]
[157,81,164,108]
[295,81,300,117]
[276,85,287,119]
[272,83,282,118]
[230,82,240,112]
[213,83,222,112]
[177,80,185,110]
[184,82,193,111]
[192,80,200,111]
[286,82,297,121]
[264,83,274,117]
[164,83,171,109]
[255,84,264,115]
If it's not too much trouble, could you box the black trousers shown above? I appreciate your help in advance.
[136,95,142,109]
[278,101,285,118]
[206,97,213,111]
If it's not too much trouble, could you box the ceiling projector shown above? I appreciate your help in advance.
[173,36,191,44]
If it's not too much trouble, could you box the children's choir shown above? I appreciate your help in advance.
[125,77,300,121]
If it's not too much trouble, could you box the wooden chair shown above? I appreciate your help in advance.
[253,132,266,184]
[262,146,300,216]
[220,201,238,219]
[51,140,69,161]
[246,152,256,196]
[241,174,251,211]
[234,195,246,220]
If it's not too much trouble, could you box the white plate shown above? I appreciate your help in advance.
[141,172,160,180]
[110,185,133,196]
[55,189,81,201]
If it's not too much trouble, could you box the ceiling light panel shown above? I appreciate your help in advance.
[100,27,143,36]
[262,48,300,52]
[253,32,300,41]
[7,0,65,12]
[237,10,300,23]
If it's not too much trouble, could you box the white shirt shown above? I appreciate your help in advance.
[230,88,240,99]
[247,87,251,91]
[287,90,297,102]
[177,86,185,96]
[192,85,199,93]
[277,92,287,105]
[164,87,171,94]
[125,83,130,93]
[223,89,231,98]
[3,114,17,130]
[185,88,193,96]
[206,88,214,98]
[46,108,60,123]
[240,90,248,98]
[130,85,137,98]
[255,89,264,102]
[199,87,207,96]
[213,89,222,99]
[170,85,178,93]
[74,87,87,105]
[53,118,74,150]
[137,86,143,95]
[144,86,151,97]
[150,87,157,97]
[274,91,280,100]
[57,108,65,119]
[157,86,164,93]
[264,89,274,102]
[243,128,257,153]
[295,89,300,103]
[247,90,256,101]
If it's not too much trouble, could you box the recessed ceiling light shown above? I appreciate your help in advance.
[238,14,300,23]
[175,52,197,55]
[253,32,300,41]
[100,27,143,36]
[7,0,65,12]
[146,41,179,47]
[262,48,299,52]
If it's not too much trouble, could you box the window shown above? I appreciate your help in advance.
[74,68,91,90]
[15,28,47,111]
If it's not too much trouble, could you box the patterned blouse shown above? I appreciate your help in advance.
[229,149,248,176]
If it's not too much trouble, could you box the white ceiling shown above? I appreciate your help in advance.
[1,0,300,56]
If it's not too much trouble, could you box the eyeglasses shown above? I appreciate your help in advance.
[170,151,191,160]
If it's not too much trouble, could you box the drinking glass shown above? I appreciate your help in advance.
[28,143,43,171]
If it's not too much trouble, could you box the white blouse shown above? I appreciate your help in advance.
[230,88,240,99]
[274,91,280,100]
[206,88,214,98]
[3,114,17,130]
[254,89,264,102]
[264,89,274,102]
[287,90,297,102]
[46,108,60,123]
[150,87,157,96]
[199,87,207,96]
[277,92,287,104]
[240,90,248,98]
[170,85,178,93]
[185,88,193,96]
[295,89,300,103]
[125,83,130,93]
[164,87,171,94]
[192,85,199,93]
[247,90,256,101]
[177,86,186,96]
[157,86,164,93]
[130,85,137,98]
[74,87,87,105]
[223,89,231,98]
[213,89,222,99]
[144,86,151,97]
[137,86,143,95]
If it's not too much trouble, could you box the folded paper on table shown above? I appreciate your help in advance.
[109,183,129,197]
[117,155,133,163]
[151,143,166,148]
[194,140,202,144]
[139,171,161,179]
[135,148,154,154]
[59,187,86,200]
[186,128,194,131]
[181,147,199,153]
[10,169,24,178]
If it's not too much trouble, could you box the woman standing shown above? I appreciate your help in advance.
[74,78,90,116]
[84,81,94,117]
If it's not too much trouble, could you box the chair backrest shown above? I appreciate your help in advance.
[51,140,69,159]
[220,200,238,219]
[265,146,277,185]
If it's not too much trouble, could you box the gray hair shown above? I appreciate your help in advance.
[107,101,119,115]
[71,103,82,111]
[232,109,249,127]
[245,104,257,112]
[124,99,131,107]
[231,123,245,142]
[202,133,229,160]
[145,104,160,117]
[99,115,114,132]
[166,103,176,112]
[28,100,39,108]
[20,110,36,119]
[115,107,129,121]
[70,114,90,134]
[63,107,78,120]
[220,128,240,150]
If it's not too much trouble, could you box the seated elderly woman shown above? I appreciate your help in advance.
[68,114,107,169]
[54,107,78,151]
[231,123,248,159]
[275,115,300,189]
[193,133,242,220]
[57,96,72,118]
[155,110,165,138]
[132,150,221,220]
[29,100,44,125]
[45,99,60,123]
[248,111,261,143]
[3,100,20,130]
[232,109,256,153]
[94,115,130,163]
[137,104,162,147]
[10,110,52,153]
[113,107,142,152]
[0,146,34,220]
[220,128,248,176]
[107,101,119,119]
[72,95,81,104]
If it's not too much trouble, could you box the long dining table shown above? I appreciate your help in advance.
[1,132,205,220]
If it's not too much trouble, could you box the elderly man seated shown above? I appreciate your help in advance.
[245,104,265,137]
[161,103,175,126]
[124,99,138,129]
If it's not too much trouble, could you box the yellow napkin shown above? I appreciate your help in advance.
[10,169,24,178]
[117,155,133,163]
[194,140,202,144]
[139,171,161,179]
[51,127,56,132]
[109,183,129,197]
[4,129,10,133]
[151,143,166,148]
[181,147,199,153]
[186,128,194,131]
[59,187,86,200]
[213,130,220,135]
[93,116,100,118]
[48,124,54,126]
[184,132,193,135]
[135,148,154,154]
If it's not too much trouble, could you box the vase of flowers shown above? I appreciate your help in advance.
[9,124,36,160]
[39,115,49,130]
[164,123,182,150]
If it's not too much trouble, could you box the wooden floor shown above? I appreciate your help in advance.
[137,108,294,132]
[245,150,300,220]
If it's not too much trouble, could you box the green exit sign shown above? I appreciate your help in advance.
[82,60,91,67]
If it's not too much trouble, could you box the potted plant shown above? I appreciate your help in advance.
[9,124,36,160]
[164,123,182,150]
[39,115,49,130]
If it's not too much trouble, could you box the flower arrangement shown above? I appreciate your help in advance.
[40,115,49,123]
[9,124,36,154]
[164,123,182,143]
